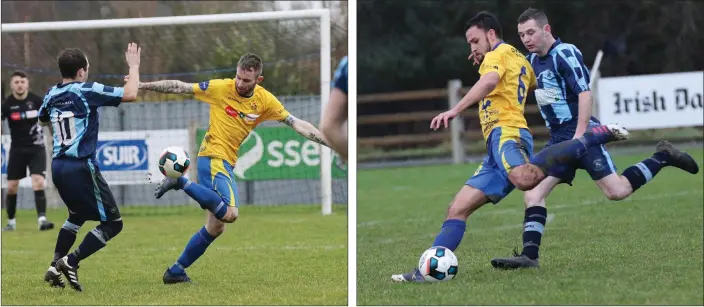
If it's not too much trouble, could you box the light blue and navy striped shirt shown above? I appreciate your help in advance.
[528,39,597,130]
[332,56,348,95]
[38,81,124,159]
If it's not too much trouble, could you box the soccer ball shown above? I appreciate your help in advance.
[158,146,190,179]
[418,246,459,282]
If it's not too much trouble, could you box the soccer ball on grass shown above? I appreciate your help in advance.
[158,146,190,179]
[418,246,459,282]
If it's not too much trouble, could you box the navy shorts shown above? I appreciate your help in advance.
[543,122,617,185]
[51,157,121,222]
[466,127,534,204]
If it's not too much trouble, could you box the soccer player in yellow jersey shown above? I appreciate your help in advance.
[393,12,629,282]
[136,53,331,284]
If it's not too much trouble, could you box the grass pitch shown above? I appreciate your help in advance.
[357,147,703,305]
[2,204,347,305]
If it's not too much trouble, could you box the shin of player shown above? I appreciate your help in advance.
[1,71,54,232]
[140,53,331,284]
[40,44,141,291]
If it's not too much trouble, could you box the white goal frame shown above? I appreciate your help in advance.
[2,9,334,215]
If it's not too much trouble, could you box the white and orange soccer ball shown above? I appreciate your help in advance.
[418,246,459,282]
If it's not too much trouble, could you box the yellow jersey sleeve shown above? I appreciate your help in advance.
[191,79,230,105]
[262,93,291,122]
[479,51,505,79]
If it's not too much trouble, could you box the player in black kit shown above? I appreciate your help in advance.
[1,71,55,231]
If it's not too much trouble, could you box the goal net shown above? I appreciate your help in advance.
[1,10,347,216]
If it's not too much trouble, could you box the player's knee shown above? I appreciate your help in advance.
[604,187,629,201]
[6,181,19,194]
[223,206,239,223]
[509,165,544,191]
[220,209,238,223]
[96,220,123,242]
[31,178,44,190]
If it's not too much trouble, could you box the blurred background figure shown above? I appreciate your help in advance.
[1,71,54,231]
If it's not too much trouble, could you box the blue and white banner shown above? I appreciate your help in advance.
[96,139,149,171]
[2,129,190,187]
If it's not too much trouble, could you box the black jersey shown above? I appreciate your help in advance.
[1,92,45,147]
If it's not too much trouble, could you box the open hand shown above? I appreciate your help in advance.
[430,109,459,130]
[125,42,141,68]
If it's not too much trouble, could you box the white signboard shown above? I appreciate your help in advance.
[597,71,704,130]
[2,129,190,188]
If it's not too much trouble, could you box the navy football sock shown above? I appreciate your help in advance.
[621,152,669,192]
[431,219,466,251]
[68,230,107,266]
[521,207,547,260]
[170,226,216,274]
[51,219,83,267]
[34,190,47,218]
[177,177,227,219]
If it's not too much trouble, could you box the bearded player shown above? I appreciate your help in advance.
[137,53,331,284]
[488,8,700,270]
[392,11,630,283]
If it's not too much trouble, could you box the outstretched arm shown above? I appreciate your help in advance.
[280,114,329,147]
[138,80,195,94]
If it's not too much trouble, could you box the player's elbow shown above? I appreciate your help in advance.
[121,92,138,102]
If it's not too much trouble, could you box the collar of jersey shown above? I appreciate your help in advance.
[232,83,258,100]
[541,38,563,59]
[56,81,82,88]
[492,41,504,51]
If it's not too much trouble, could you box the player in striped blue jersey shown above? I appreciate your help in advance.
[38,43,142,290]
[489,8,699,270]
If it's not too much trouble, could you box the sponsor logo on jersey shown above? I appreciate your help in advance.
[224,106,259,123]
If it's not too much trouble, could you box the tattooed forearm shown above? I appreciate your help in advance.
[139,80,194,94]
[282,114,328,146]
[307,132,328,146]
[279,115,296,126]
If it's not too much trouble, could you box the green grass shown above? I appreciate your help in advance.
[2,204,347,305]
[357,148,704,305]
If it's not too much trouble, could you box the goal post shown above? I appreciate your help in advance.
[1,9,339,215]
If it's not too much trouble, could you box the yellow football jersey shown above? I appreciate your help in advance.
[477,42,537,141]
[192,79,290,164]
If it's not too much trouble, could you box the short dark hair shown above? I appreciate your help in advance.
[464,11,503,39]
[57,48,88,79]
[237,53,263,76]
[10,70,28,79]
[517,7,549,27]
